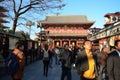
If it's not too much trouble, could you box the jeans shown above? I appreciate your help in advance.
[61,67,72,80]
[43,60,49,77]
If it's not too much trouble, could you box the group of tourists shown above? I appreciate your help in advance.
[76,40,120,80]
[40,39,120,80]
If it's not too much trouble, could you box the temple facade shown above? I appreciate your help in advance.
[37,15,94,48]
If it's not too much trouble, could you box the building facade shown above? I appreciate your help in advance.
[37,15,94,48]
[88,12,120,50]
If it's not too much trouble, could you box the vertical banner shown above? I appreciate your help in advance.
[9,37,18,50]
[35,42,38,49]
[109,36,115,47]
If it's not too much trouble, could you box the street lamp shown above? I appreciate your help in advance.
[36,22,49,45]
[26,21,34,39]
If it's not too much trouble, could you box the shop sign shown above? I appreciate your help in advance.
[108,26,120,36]
[110,27,118,35]
[98,32,107,39]
[107,30,111,37]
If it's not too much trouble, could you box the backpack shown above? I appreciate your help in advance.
[43,50,49,61]
[54,48,60,55]
[5,52,19,74]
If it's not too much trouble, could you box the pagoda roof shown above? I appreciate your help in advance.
[0,6,8,12]
[0,23,9,28]
[0,0,4,2]
[38,15,95,28]
[0,18,9,23]
[104,12,120,17]
[0,12,8,17]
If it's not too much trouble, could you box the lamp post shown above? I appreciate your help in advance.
[36,22,50,46]
[26,21,34,39]
[39,24,44,45]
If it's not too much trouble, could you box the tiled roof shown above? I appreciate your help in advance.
[0,23,9,28]
[0,6,8,12]
[40,15,94,24]
[0,18,9,23]
[0,12,8,17]
[104,12,120,17]
[0,0,4,2]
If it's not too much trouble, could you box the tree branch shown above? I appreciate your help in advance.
[17,0,23,12]
[12,0,16,13]
[19,7,31,16]
[20,2,40,10]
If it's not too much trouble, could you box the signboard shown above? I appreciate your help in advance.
[91,24,120,40]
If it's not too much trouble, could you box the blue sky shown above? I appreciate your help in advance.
[60,0,120,28]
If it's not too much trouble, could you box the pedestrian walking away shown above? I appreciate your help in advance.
[42,44,50,77]
[59,44,73,80]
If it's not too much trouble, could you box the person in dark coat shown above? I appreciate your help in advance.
[59,44,73,80]
[75,40,98,80]
[12,41,25,80]
[107,40,120,80]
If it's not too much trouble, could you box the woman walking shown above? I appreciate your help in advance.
[42,44,50,77]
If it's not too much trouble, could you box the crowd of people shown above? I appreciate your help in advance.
[0,40,120,80]
[38,39,120,80]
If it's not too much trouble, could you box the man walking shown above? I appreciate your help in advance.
[60,44,73,80]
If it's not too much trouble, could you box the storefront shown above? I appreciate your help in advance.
[0,31,19,76]
[88,21,120,50]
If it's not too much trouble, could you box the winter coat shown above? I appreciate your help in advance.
[12,49,25,79]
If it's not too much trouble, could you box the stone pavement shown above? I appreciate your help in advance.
[0,58,79,80]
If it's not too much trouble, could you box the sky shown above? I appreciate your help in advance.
[8,0,120,40]
[61,0,120,28]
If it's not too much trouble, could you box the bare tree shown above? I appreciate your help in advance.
[2,0,65,33]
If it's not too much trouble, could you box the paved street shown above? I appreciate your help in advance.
[1,57,79,80]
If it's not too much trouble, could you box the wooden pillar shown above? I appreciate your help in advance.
[69,40,70,46]
[60,40,62,48]
[76,40,78,47]
[52,40,54,48]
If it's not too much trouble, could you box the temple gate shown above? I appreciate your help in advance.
[37,15,94,48]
